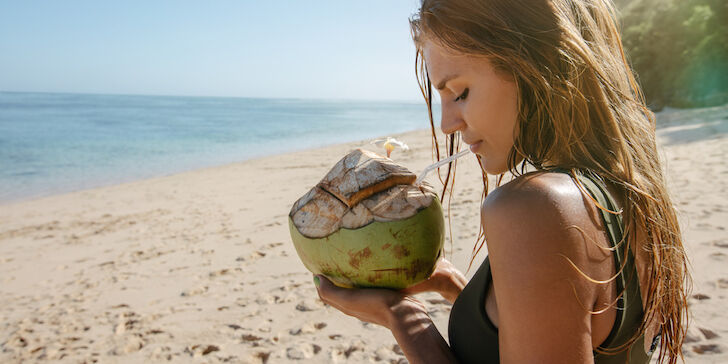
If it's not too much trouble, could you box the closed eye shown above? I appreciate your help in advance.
[454,88,469,102]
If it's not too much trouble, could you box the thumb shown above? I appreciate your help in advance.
[400,275,436,296]
[313,275,338,299]
[313,274,352,308]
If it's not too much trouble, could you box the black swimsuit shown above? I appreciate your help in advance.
[448,171,656,363]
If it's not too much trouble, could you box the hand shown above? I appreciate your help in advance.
[314,274,460,364]
[401,257,467,303]
[313,275,426,330]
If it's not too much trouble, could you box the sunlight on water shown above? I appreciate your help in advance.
[0,92,440,203]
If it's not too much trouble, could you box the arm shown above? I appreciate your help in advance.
[315,275,460,364]
[482,175,600,363]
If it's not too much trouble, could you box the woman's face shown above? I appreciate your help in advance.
[423,40,520,175]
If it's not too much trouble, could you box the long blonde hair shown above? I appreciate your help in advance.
[410,0,690,362]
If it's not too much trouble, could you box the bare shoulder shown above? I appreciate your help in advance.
[481,170,610,276]
[482,171,591,242]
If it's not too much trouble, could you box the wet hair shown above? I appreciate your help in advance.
[410,0,690,362]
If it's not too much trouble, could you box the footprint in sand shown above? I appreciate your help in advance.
[685,326,721,344]
[208,267,243,278]
[235,297,250,307]
[255,294,288,305]
[692,344,722,355]
[241,333,265,345]
[237,251,267,262]
[713,241,728,248]
[295,299,323,312]
[263,242,284,250]
[184,344,220,357]
[692,293,710,301]
[168,265,189,273]
[105,334,145,356]
[289,322,327,335]
[685,327,702,344]
[329,342,365,361]
[150,345,173,361]
[286,343,322,360]
[114,314,139,335]
[277,281,304,292]
[699,328,720,340]
[256,322,273,333]
[248,351,271,364]
[180,285,208,297]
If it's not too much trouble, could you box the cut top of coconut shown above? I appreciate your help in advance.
[289,148,437,239]
[318,149,415,208]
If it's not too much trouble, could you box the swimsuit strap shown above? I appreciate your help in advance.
[569,170,654,363]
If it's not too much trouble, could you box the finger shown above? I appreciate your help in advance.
[316,275,394,311]
[313,275,337,305]
[313,275,331,304]
[402,271,443,295]
[315,275,353,303]
[314,275,360,313]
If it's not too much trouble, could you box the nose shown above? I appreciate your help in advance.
[439,100,466,135]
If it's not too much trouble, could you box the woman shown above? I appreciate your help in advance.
[314,0,690,362]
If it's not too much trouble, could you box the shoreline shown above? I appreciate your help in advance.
[0,127,432,207]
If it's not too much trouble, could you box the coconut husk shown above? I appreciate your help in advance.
[290,149,436,239]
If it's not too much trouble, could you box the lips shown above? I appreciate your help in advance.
[461,133,483,153]
[464,139,483,153]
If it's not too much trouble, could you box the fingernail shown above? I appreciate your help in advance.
[313,275,320,288]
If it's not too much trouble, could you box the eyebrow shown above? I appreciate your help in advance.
[435,74,459,90]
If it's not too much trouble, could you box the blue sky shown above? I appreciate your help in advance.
[0,1,424,101]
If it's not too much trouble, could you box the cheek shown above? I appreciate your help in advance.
[469,90,518,148]
[468,83,519,174]
[491,83,519,150]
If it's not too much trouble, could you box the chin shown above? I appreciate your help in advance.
[478,157,510,176]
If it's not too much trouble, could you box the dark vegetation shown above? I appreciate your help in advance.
[615,0,728,109]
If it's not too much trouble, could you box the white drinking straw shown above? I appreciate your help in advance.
[414,149,471,186]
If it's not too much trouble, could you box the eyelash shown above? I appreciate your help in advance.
[454,88,469,102]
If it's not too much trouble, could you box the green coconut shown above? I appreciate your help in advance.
[288,148,444,289]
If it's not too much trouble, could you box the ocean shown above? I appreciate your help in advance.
[0,92,436,203]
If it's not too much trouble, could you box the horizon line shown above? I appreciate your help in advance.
[0,89,432,105]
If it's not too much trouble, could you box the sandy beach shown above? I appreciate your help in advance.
[1,104,726,363]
